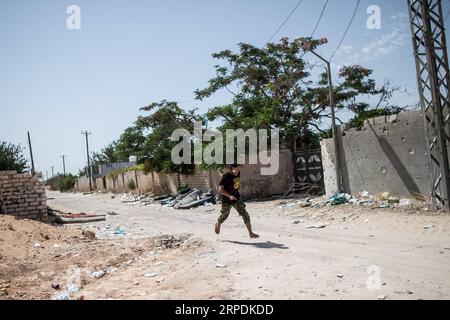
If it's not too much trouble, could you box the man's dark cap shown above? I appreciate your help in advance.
[229,163,239,169]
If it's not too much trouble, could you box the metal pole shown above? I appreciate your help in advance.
[408,0,450,212]
[326,61,343,193]
[308,49,343,193]
[27,131,35,176]
[51,166,54,178]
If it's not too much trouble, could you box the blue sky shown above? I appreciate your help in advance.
[1,0,449,176]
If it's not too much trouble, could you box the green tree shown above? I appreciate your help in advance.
[136,100,202,174]
[91,142,121,165]
[0,141,28,173]
[114,125,146,162]
[195,38,393,150]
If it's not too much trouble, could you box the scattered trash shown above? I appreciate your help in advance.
[205,208,215,212]
[0,288,8,296]
[305,223,328,229]
[380,192,392,201]
[292,220,302,224]
[387,197,400,204]
[133,281,140,286]
[51,283,61,290]
[67,284,79,294]
[53,244,61,249]
[216,263,227,268]
[394,289,414,295]
[377,295,387,300]
[399,199,412,206]
[360,191,370,197]
[329,193,351,205]
[91,271,105,279]
[114,227,126,236]
[154,261,165,266]
[337,274,344,278]
[34,243,41,248]
[107,267,118,274]
[107,211,119,216]
[52,292,70,300]
[424,224,435,230]
[144,272,157,278]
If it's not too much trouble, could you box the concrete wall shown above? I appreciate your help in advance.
[74,149,295,198]
[0,171,48,222]
[321,111,431,197]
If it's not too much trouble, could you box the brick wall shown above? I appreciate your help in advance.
[0,171,48,222]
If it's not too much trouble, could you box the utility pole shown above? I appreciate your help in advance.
[297,39,343,193]
[27,131,35,176]
[45,171,48,181]
[408,0,450,213]
[61,155,67,176]
[81,131,93,191]
[51,166,54,178]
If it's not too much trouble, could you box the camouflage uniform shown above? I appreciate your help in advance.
[218,199,251,224]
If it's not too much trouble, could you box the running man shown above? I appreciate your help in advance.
[215,164,260,239]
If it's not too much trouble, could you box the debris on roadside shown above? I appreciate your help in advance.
[305,223,328,229]
[144,272,157,278]
[276,190,427,211]
[118,188,217,210]
[91,271,106,279]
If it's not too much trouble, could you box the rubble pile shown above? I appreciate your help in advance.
[152,234,203,250]
[120,188,217,210]
[278,191,430,211]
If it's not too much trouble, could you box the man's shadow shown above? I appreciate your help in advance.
[221,240,289,250]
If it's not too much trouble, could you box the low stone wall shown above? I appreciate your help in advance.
[0,171,48,222]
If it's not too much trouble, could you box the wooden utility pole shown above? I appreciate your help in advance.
[81,131,93,191]
[61,155,67,176]
[27,131,35,176]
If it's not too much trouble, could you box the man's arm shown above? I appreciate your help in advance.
[219,185,237,201]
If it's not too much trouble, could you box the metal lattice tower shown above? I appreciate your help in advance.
[408,0,450,212]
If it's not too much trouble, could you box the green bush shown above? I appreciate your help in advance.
[58,175,77,192]
[127,179,136,190]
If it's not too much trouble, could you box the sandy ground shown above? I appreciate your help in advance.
[1,190,450,300]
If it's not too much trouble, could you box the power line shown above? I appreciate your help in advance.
[309,0,329,38]
[265,0,305,46]
[329,0,361,61]
[299,0,330,60]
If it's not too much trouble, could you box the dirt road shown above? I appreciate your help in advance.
[3,190,450,300]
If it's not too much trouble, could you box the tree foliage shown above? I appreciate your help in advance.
[195,38,397,150]
[0,141,28,173]
[136,100,202,174]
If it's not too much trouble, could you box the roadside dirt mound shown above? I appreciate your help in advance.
[0,215,83,261]
[0,215,206,300]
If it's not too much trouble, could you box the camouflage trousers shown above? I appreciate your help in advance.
[218,199,251,224]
